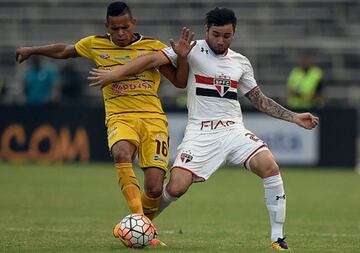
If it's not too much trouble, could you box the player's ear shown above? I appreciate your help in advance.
[131,18,137,28]
[204,25,209,38]
[204,25,209,35]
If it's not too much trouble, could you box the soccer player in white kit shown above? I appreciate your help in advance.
[89,7,319,250]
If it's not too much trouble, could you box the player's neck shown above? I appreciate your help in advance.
[129,33,141,44]
[205,40,229,56]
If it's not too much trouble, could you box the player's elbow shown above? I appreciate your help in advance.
[56,52,69,59]
[173,75,188,89]
[173,81,187,89]
[56,45,76,59]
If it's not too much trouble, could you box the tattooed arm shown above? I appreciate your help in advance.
[246,86,319,129]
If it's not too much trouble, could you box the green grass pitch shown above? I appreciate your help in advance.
[0,162,359,253]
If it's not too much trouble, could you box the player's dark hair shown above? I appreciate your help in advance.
[106,2,132,21]
[205,7,237,30]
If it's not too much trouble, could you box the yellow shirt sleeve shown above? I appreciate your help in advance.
[75,36,94,60]
[155,41,168,50]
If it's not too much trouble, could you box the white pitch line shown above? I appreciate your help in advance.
[159,230,176,234]
[6,227,72,233]
[293,232,360,238]
[5,227,359,238]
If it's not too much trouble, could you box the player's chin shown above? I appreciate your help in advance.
[213,48,226,54]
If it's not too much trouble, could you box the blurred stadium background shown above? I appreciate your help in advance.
[0,0,359,167]
[1,1,360,252]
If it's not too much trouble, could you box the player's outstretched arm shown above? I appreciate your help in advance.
[88,27,196,88]
[16,44,78,63]
[161,27,196,89]
[246,86,319,129]
[88,51,170,88]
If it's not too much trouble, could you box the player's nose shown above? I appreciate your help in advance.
[217,38,225,46]
[117,29,125,36]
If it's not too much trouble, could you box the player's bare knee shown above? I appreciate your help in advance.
[144,185,163,198]
[112,149,133,163]
[166,183,187,198]
[263,161,280,178]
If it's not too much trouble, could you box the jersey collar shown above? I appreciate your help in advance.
[107,33,143,47]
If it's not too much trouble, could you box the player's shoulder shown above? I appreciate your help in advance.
[193,39,206,49]
[94,34,111,40]
[141,35,157,41]
[76,34,110,45]
[136,34,167,50]
[188,40,209,55]
[227,48,251,63]
[81,34,111,41]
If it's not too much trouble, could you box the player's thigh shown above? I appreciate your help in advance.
[172,131,226,182]
[107,118,140,160]
[138,118,169,172]
[249,150,280,178]
[166,167,193,197]
[226,129,268,169]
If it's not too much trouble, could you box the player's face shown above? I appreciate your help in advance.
[106,14,137,47]
[206,24,235,54]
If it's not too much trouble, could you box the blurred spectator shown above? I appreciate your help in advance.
[59,62,83,104]
[287,54,324,110]
[23,56,60,104]
[0,78,4,101]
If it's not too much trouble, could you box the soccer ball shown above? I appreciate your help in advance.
[117,213,156,248]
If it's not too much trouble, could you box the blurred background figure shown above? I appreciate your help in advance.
[287,53,324,110]
[23,56,60,105]
[59,62,83,104]
[0,78,5,103]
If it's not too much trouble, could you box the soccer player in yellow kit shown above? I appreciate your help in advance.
[16,2,191,245]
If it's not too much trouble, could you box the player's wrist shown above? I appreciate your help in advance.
[108,70,121,82]
[292,113,302,124]
[177,55,188,62]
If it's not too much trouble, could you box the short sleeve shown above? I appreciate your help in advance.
[239,57,258,95]
[161,47,178,67]
[75,36,94,60]
[154,40,168,50]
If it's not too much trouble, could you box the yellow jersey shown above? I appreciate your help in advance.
[75,33,168,124]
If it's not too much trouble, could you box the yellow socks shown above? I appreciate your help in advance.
[141,192,162,220]
[115,163,143,214]
[115,163,163,219]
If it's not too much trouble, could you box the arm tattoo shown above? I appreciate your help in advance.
[246,87,296,122]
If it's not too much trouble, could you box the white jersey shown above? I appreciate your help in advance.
[162,40,258,132]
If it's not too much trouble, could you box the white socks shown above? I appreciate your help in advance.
[263,174,286,242]
[157,185,178,216]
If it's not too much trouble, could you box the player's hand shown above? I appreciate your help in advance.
[170,27,196,58]
[16,47,32,63]
[88,68,116,88]
[293,112,319,129]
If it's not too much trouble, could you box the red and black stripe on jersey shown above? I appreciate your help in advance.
[194,74,238,100]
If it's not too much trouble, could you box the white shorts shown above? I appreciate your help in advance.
[171,125,268,182]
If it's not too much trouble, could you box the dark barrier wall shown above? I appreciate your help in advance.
[317,107,357,167]
[0,105,110,162]
[0,105,357,167]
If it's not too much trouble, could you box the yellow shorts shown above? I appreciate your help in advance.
[107,117,169,171]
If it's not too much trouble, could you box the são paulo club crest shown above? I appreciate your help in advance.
[213,74,231,97]
[180,150,193,164]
